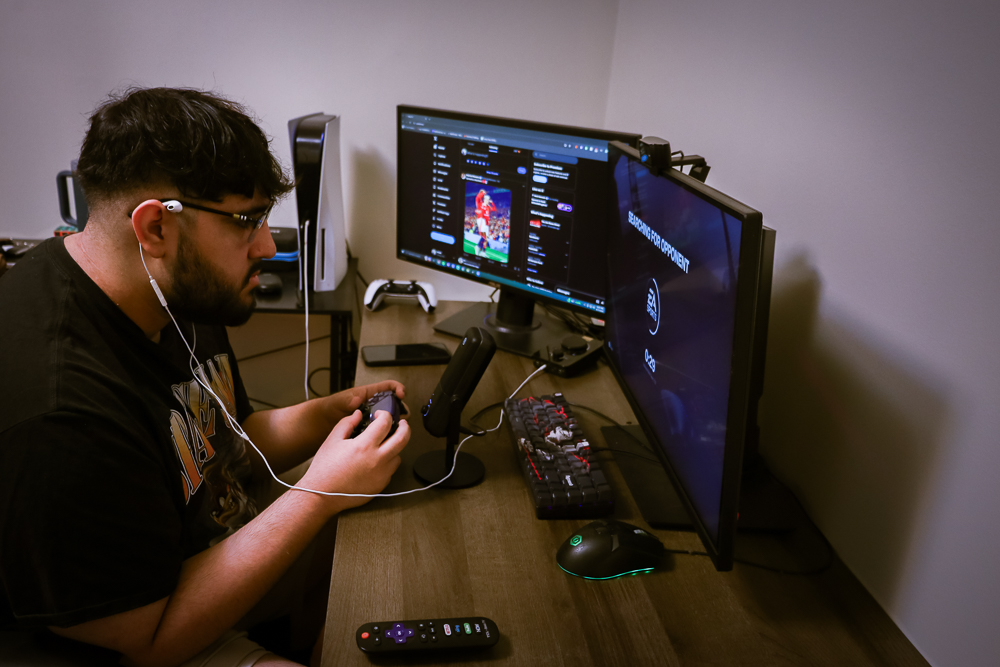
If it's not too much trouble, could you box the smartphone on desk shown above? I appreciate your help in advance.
[361,342,452,367]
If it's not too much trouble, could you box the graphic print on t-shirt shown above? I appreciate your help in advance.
[168,354,256,531]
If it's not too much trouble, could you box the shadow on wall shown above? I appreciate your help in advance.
[759,252,950,609]
[347,146,395,282]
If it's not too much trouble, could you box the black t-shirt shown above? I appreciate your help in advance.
[0,238,256,629]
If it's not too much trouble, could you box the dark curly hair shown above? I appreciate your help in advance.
[76,87,293,208]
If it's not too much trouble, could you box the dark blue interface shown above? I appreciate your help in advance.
[606,154,743,541]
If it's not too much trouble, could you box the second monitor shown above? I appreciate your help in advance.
[396,105,640,358]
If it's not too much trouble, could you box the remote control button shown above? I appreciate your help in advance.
[390,623,415,644]
[444,624,452,636]
[361,632,369,639]
[419,633,427,643]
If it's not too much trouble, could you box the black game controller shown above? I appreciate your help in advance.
[351,391,405,439]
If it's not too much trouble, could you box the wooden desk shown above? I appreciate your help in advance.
[322,301,928,666]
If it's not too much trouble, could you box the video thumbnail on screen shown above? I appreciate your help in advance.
[463,184,511,264]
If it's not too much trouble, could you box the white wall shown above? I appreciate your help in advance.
[0,0,619,300]
[605,1,1000,665]
[5,0,998,665]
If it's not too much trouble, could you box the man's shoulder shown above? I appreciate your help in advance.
[0,240,159,434]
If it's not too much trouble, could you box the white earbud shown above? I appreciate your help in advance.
[135,200,180,310]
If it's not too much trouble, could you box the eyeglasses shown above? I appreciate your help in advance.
[127,199,274,242]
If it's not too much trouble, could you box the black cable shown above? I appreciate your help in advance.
[565,403,655,454]
[660,543,835,576]
[307,366,330,398]
[355,269,369,288]
[665,547,709,557]
[577,412,657,456]
[733,552,834,576]
[236,334,331,363]
[248,397,282,409]
[565,402,619,427]
[588,446,660,464]
[539,304,595,336]
[469,401,505,429]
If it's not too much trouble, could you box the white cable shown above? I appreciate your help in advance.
[139,240,549,498]
[302,219,311,401]
[482,363,549,435]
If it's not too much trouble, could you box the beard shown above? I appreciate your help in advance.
[164,234,262,327]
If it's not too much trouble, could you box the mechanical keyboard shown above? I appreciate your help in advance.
[504,393,615,519]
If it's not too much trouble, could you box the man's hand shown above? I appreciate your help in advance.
[323,381,409,427]
[297,408,411,512]
[241,380,409,479]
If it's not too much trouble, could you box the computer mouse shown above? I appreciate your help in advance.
[557,519,665,579]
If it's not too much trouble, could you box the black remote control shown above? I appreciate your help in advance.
[355,617,499,654]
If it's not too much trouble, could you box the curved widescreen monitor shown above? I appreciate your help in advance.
[604,141,769,571]
[397,105,640,358]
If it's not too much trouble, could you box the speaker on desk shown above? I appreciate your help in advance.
[288,113,348,292]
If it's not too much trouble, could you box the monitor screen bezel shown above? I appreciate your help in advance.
[603,141,765,570]
[396,104,642,318]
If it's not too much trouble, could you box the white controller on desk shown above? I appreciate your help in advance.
[364,279,437,314]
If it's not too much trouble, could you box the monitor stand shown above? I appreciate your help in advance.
[433,290,576,359]
[602,425,798,533]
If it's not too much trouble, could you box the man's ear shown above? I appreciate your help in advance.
[130,199,174,259]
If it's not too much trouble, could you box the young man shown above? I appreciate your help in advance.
[0,87,410,666]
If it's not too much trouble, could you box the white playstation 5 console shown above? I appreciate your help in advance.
[288,113,348,292]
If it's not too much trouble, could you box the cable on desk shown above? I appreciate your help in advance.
[733,553,834,576]
[588,446,661,464]
[566,402,620,427]
[307,366,331,398]
[236,335,331,363]
[248,397,282,409]
[566,403,657,456]
[540,304,601,337]
[469,401,504,428]
[659,545,835,576]
[354,270,368,330]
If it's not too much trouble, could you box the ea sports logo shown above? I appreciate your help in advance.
[646,278,660,335]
